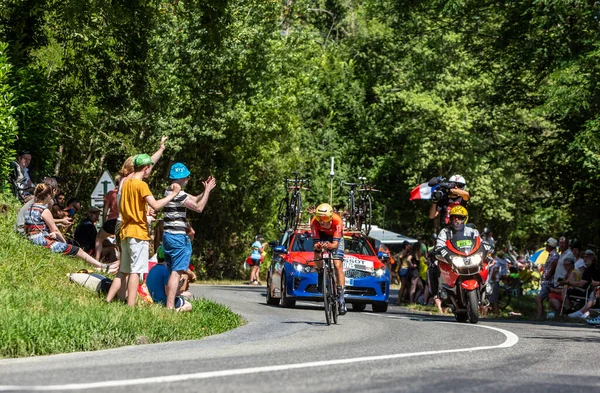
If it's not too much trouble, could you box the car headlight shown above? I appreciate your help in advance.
[293,262,314,273]
[373,268,387,277]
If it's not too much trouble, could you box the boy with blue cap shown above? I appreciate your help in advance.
[163,162,216,310]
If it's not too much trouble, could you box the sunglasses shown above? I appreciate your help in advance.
[317,216,332,223]
[451,216,466,221]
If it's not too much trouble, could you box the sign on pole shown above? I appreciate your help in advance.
[91,171,115,212]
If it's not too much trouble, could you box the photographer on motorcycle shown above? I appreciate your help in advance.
[428,175,470,234]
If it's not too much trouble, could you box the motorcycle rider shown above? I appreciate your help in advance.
[435,205,480,250]
[429,174,470,234]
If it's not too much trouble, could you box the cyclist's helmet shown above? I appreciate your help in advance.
[315,203,334,223]
[449,174,466,188]
[449,205,469,231]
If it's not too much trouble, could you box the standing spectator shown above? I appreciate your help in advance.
[396,241,412,304]
[9,149,35,203]
[408,246,425,304]
[24,183,116,272]
[105,154,181,307]
[249,235,265,285]
[484,230,495,248]
[162,162,216,310]
[74,206,101,254]
[494,251,509,282]
[553,236,574,287]
[94,176,121,261]
[535,238,560,318]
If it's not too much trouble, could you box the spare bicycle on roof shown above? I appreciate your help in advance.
[276,172,311,233]
[340,177,379,235]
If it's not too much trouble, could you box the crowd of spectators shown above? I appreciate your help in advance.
[7,138,213,312]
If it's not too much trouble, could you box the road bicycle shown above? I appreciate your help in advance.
[340,177,378,234]
[317,249,339,326]
[276,172,310,233]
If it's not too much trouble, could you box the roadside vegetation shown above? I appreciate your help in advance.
[0,198,243,359]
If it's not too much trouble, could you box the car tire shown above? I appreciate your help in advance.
[280,272,296,308]
[352,303,366,312]
[266,273,279,305]
[372,302,388,313]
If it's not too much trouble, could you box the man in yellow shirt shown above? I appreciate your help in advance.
[106,154,181,307]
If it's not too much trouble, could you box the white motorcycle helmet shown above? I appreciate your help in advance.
[449,174,466,188]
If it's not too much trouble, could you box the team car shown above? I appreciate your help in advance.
[266,225,390,312]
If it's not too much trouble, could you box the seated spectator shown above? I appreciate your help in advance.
[569,250,600,319]
[74,206,101,254]
[51,193,68,219]
[571,241,585,274]
[145,246,192,312]
[24,183,117,273]
[9,149,35,203]
[548,257,579,314]
[15,178,72,237]
[63,198,81,218]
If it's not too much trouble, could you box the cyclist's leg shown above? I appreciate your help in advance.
[333,237,346,314]
[314,251,324,292]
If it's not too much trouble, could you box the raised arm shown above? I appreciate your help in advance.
[150,136,168,164]
[145,182,181,211]
[184,176,217,213]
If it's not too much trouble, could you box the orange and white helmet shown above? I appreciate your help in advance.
[315,203,334,223]
[449,174,466,187]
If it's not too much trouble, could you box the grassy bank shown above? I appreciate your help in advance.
[0,197,243,358]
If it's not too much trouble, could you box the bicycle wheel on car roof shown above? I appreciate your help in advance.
[359,194,372,235]
[277,197,289,233]
[289,192,301,230]
[346,194,356,229]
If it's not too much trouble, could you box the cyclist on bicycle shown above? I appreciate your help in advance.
[311,203,347,315]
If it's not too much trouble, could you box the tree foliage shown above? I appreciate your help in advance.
[2,0,600,277]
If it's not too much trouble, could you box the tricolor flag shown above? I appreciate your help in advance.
[409,182,435,200]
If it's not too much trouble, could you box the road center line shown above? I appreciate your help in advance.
[0,319,518,391]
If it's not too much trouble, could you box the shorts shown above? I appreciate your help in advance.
[488,281,500,304]
[399,268,409,278]
[102,219,117,235]
[159,295,186,309]
[120,237,149,274]
[314,234,344,259]
[251,257,261,266]
[538,283,553,300]
[163,232,192,272]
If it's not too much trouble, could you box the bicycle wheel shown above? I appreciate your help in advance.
[346,194,355,229]
[498,286,511,310]
[289,192,301,230]
[360,194,372,235]
[330,266,339,325]
[323,265,332,326]
[277,197,289,233]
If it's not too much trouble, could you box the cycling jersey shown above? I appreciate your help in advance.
[310,213,344,242]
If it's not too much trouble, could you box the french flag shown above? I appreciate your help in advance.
[409,182,434,200]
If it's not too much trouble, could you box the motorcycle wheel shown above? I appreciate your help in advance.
[467,290,479,324]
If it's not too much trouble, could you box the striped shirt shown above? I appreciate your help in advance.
[163,190,189,234]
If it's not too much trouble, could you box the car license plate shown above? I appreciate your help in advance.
[345,277,354,286]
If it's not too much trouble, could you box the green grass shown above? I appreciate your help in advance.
[0,197,243,358]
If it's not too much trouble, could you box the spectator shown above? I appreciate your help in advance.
[63,198,81,219]
[548,257,579,314]
[15,177,71,236]
[535,237,560,318]
[94,176,120,261]
[569,250,600,319]
[249,235,265,285]
[408,246,424,303]
[105,154,181,307]
[571,240,585,274]
[552,236,574,287]
[484,230,495,248]
[74,206,101,254]
[485,258,501,316]
[146,246,192,312]
[396,241,412,304]
[9,149,35,203]
[162,162,216,310]
[51,193,68,219]
[494,251,509,281]
[24,183,116,272]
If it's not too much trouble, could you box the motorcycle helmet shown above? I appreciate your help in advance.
[315,203,334,223]
[449,205,468,231]
[449,174,466,188]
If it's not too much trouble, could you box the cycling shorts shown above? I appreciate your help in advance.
[314,234,344,260]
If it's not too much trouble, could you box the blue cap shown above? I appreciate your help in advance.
[169,162,190,179]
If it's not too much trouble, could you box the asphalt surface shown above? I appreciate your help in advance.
[1,285,600,392]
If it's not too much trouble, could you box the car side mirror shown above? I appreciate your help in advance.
[273,245,287,254]
[268,240,278,248]
[379,252,389,260]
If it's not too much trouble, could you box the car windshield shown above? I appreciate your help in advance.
[291,232,375,256]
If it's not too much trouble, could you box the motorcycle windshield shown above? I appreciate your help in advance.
[446,233,481,256]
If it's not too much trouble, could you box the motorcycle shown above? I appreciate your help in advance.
[435,234,492,323]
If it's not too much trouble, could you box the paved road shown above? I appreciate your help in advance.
[1,285,600,392]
